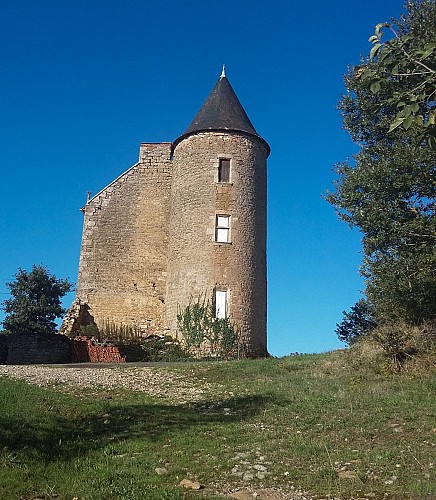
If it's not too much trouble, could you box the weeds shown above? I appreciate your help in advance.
[177,295,240,358]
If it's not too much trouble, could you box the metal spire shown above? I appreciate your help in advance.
[220,64,226,78]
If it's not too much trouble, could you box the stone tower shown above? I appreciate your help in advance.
[166,69,269,357]
[66,69,269,357]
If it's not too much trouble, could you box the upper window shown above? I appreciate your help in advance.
[215,215,230,243]
[218,158,230,183]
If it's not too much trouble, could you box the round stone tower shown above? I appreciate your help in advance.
[166,69,270,357]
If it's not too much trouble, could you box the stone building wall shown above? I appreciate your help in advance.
[166,131,268,357]
[76,142,172,333]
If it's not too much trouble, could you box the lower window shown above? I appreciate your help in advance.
[214,289,228,319]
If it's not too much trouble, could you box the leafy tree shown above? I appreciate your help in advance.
[2,265,73,335]
[327,0,436,324]
[336,299,377,345]
[359,2,436,148]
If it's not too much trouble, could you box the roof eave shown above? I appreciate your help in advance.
[172,128,270,157]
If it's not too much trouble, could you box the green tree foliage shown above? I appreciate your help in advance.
[361,3,436,149]
[327,1,436,324]
[2,265,73,336]
[336,299,377,345]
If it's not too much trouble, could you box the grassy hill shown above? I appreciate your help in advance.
[0,351,435,499]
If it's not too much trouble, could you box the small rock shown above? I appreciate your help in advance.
[229,492,253,500]
[179,478,201,490]
[231,466,243,476]
[338,470,357,479]
[242,471,254,481]
[155,467,168,475]
[256,471,266,480]
[253,464,267,472]
[384,475,397,485]
[389,423,404,433]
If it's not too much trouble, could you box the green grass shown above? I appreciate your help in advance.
[0,352,435,499]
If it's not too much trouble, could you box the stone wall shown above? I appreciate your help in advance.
[6,333,127,364]
[166,131,268,357]
[76,143,172,332]
[59,298,96,336]
[7,332,71,365]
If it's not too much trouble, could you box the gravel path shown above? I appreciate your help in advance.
[0,364,215,402]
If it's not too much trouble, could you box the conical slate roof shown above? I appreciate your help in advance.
[184,73,257,136]
[173,71,269,154]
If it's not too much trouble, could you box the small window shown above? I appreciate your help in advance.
[215,215,230,243]
[215,289,228,319]
[218,158,230,183]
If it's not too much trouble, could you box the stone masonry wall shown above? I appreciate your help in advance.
[166,132,268,357]
[7,333,126,364]
[76,143,172,333]
[7,333,71,364]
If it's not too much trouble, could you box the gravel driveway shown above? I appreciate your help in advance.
[0,363,215,402]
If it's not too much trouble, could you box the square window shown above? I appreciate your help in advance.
[218,158,230,183]
[215,215,230,243]
[215,289,228,318]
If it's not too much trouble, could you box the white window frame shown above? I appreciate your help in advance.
[215,215,230,243]
[214,289,228,319]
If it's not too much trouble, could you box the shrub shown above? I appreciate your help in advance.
[345,336,389,374]
[370,320,436,370]
[336,298,377,345]
[100,320,141,341]
[177,295,240,358]
[78,324,100,338]
[74,319,193,362]
[115,335,192,362]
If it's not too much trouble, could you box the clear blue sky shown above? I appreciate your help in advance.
[0,0,405,356]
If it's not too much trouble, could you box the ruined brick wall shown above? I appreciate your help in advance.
[166,131,268,357]
[71,337,125,363]
[76,143,172,333]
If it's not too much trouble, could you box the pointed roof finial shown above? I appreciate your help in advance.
[173,70,270,156]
